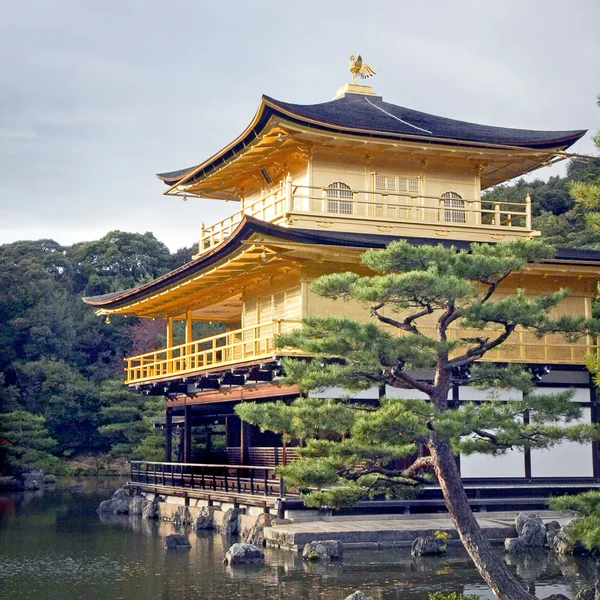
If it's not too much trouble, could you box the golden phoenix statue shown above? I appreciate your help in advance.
[349,55,378,84]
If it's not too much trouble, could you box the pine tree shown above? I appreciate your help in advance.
[571,95,600,229]
[0,410,59,472]
[237,238,600,600]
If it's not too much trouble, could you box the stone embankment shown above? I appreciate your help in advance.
[97,486,289,540]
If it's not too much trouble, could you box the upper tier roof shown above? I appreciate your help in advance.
[157,92,586,187]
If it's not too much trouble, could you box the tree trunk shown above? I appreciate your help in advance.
[428,436,537,600]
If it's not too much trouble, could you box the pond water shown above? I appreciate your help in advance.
[0,480,595,600]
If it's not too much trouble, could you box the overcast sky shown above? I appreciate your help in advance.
[1,0,599,252]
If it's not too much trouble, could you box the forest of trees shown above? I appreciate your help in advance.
[0,231,196,473]
[1,156,600,475]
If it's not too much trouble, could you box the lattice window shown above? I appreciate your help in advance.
[375,175,420,193]
[326,182,353,215]
[442,191,466,223]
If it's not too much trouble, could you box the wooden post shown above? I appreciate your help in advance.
[184,403,192,463]
[241,420,251,465]
[285,172,293,214]
[199,221,205,253]
[494,203,501,227]
[185,310,193,370]
[166,317,174,373]
[525,193,532,230]
[165,408,173,462]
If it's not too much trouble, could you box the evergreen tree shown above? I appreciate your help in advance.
[0,410,59,472]
[237,238,599,600]
[571,95,600,230]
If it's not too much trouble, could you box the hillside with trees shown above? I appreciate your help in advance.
[0,231,196,473]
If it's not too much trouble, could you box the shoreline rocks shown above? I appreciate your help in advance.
[505,513,548,554]
[224,543,264,565]
[97,487,132,515]
[302,540,343,561]
[411,535,448,557]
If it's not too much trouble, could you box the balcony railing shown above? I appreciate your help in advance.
[125,321,299,384]
[130,461,286,498]
[196,178,532,255]
[125,318,595,386]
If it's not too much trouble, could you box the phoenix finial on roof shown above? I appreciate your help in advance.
[349,55,378,84]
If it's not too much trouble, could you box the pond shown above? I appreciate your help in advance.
[0,480,595,600]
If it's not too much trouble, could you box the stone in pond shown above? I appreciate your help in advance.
[224,543,264,565]
[165,534,191,550]
[411,536,447,556]
[302,540,343,561]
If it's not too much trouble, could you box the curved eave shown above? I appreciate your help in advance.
[156,95,586,190]
[84,215,600,313]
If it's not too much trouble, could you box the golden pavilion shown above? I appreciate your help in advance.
[84,71,600,511]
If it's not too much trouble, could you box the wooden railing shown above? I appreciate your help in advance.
[195,178,532,255]
[125,321,295,384]
[125,319,594,385]
[417,326,597,366]
[130,461,286,498]
[227,446,298,467]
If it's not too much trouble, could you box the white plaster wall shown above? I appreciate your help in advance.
[460,449,525,478]
[458,386,523,402]
[530,407,593,478]
[385,385,450,401]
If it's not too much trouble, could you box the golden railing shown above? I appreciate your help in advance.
[125,318,594,386]
[416,326,596,366]
[196,177,532,255]
[125,321,297,384]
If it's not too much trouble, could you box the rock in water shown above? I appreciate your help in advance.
[22,470,45,491]
[302,540,343,561]
[165,534,191,550]
[545,520,561,547]
[542,595,571,600]
[504,537,529,554]
[344,592,374,600]
[195,506,216,530]
[244,512,272,546]
[219,508,244,535]
[411,536,447,557]
[142,497,162,520]
[224,543,264,565]
[97,487,132,514]
[553,520,588,555]
[129,496,150,516]
[516,513,546,547]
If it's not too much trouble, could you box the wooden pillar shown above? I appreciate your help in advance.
[185,310,193,369]
[184,404,192,463]
[165,408,173,462]
[241,420,251,465]
[166,317,174,373]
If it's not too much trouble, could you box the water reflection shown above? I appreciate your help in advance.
[0,481,595,600]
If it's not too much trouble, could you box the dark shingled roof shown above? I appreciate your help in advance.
[157,93,586,186]
[83,216,600,310]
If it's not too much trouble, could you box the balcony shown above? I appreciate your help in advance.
[196,178,533,255]
[125,319,595,386]
[125,321,299,385]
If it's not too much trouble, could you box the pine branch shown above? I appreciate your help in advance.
[389,367,434,395]
[370,302,433,335]
[472,428,513,449]
[448,323,516,368]
[340,455,434,485]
